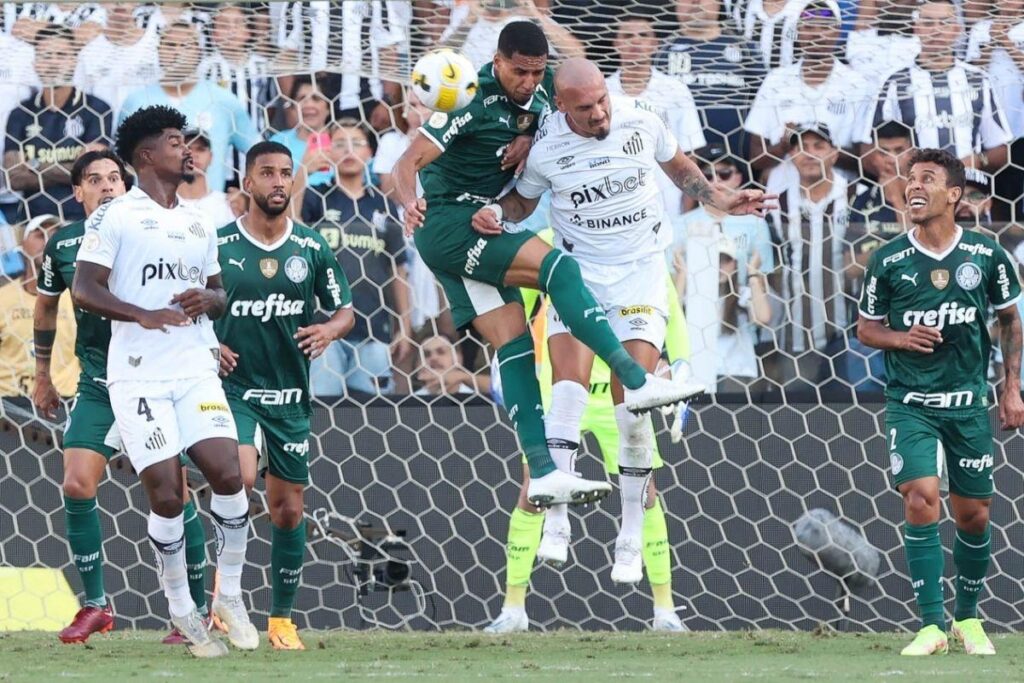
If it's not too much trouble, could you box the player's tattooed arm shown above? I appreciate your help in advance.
[996,305,1024,430]
[73,261,189,332]
[660,149,777,217]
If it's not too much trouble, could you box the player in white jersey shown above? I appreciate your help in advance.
[473,59,774,629]
[73,105,257,658]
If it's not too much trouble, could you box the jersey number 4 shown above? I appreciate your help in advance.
[138,397,154,422]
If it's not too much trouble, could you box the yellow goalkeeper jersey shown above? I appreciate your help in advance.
[0,281,79,397]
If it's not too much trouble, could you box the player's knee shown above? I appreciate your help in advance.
[270,499,304,529]
[149,486,184,518]
[62,472,98,500]
[955,502,991,534]
[902,487,940,523]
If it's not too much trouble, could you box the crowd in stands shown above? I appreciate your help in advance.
[1,0,1023,401]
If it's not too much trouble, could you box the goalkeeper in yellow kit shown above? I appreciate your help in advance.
[486,230,690,633]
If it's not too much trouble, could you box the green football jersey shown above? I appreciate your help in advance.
[38,220,111,380]
[215,220,352,418]
[419,63,554,202]
[859,227,1021,409]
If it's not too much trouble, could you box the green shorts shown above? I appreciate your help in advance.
[885,400,994,499]
[63,374,119,458]
[228,396,311,485]
[524,383,664,475]
[414,199,533,329]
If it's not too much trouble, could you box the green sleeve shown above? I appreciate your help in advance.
[313,234,352,311]
[858,249,890,320]
[418,105,482,152]
[37,235,66,297]
[990,243,1023,310]
[664,275,689,362]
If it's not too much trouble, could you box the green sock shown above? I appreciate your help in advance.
[182,500,208,616]
[503,507,543,608]
[498,334,555,477]
[64,495,106,607]
[904,522,945,630]
[539,250,646,389]
[953,524,991,621]
[271,522,306,618]
[643,498,671,588]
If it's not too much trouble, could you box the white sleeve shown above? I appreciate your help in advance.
[669,89,706,153]
[205,222,222,278]
[743,82,781,143]
[653,109,679,163]
[515,154,551,199]
[77,207,120,269]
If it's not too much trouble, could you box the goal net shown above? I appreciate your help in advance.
[2,0,1024,633]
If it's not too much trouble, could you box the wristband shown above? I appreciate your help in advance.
[33,328,55,359]
[484,203,503,222]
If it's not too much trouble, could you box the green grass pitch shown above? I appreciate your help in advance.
[2,630,1024,682]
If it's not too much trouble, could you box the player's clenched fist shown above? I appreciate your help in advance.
[218,343,238,377]
[471,205,504,236]
[403,198,427,236]
[999,388,1024,430]
[899,324,943,353]
[171,287,222,318]
[136,307,190,333]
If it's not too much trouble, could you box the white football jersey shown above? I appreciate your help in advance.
[77,186,221,383]
[516,95,678,264]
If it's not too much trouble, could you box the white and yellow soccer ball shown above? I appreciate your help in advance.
[411,49,479,113]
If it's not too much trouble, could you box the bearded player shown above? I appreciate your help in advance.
[216,141,353,650]
[73,105,257,657]
[858,149,1024,656]
[472,58,772,632]
[394,22,716,510]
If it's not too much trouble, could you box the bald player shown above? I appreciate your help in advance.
[473,58,775,632]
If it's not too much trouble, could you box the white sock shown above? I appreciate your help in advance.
[148,511,194,618]
[542,381,588,534]
[210,490,250,598]
[614,404,653,542]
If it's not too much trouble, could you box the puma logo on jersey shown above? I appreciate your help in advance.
[499,115,511,126]
[228,257,245,270]
[901,273,918,286]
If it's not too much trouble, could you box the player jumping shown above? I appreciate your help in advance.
[474,59,772,632]
[216,141,354,650]
[393,22,725,509]
[73,105,258,657]
[858,148,1024,655]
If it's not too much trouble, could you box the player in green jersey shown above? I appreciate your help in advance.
[393,22,749,508]
[33,150,211,644]
[858,149,1024,656]
[215,141,353,651]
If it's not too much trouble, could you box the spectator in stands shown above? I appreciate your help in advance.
[655,0,764,159]
[874,0,1011,175]
[119,21,262,194]
[270,76,336,189]
[301,121,412,397]
[745,0,875,177]
[177,129,237,227]
[0,214,77,397]
[846,0,920,88]
[0,20,39,223]
[606,14,706,222]
[440,1,584,69]
[4,25,112,222]
[764,123,851,389]
[414,334,490,396]
[374,91,431,196]
[673,150,775,391]
[73,2,160,120]
[957,168,995,228]
[742,0,808,71]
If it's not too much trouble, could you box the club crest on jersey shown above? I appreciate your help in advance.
[955,262,982,291]
[285,255,308,283]
[930,269,949,290]
[260,258,278,279]
[516,114,534,130]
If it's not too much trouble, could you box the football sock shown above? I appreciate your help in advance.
[148,511,193,618]
[182,499,208,616]
[497,334,555,477]
[542,381,588,541]
[615,405,653,541]
[64,495,106,608]
[644,499,673,608]
[503,507,543,609]
[539,250,647,390]
[271,522,306,618]
[904,521,945,630]
[953,524,991,621]
[209,490,250,598]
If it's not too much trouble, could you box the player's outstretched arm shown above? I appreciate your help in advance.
[856,316,943,354]
[31,294,61,419]
[170,274,227,321]
[471,190,541,235]
[393,135,444,235]
[659,149,777,217]
[996,305,1024,430]
[72,261,189,332]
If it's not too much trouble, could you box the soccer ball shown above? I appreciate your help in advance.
[411,49,478,113]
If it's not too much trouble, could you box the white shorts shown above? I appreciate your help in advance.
[547,252,668,349]
[108,375,237,473]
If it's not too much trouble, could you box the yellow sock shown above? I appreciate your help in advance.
[505,584,528,609]
[503,507,543,609]
[651,583,674,610]
[643,498,672,608]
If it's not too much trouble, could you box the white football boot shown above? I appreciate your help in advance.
[527,469,611,507]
